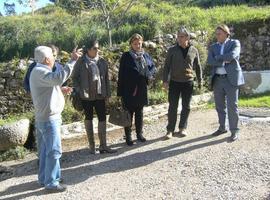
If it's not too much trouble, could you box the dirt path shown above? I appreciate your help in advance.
[0,109,269,200]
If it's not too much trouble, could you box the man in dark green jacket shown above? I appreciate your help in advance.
[163,27,202,139]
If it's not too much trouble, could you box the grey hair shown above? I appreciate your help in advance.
[34,46,53,63]
[177,26,190,38]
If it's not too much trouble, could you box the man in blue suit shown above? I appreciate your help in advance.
[207,24,245,141]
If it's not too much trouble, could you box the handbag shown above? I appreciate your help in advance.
[70,89,84,112]
[109,107,131,127]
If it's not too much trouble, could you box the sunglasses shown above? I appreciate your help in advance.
[178,35,187,38]
[92,47,99,51]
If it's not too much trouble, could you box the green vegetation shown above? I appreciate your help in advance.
[0,146,29,162]
[0,3,270,61]
[0,112,34,126]
[62,99,84,124]
[206,92,270,109]
[238,92,270,108]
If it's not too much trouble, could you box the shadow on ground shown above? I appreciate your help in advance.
[0,133,228,200]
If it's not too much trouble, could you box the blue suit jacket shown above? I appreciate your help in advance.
[207,39,245,87]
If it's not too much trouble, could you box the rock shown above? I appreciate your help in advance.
[18,60,27,71]
[14,70,22,78]
[164,34,174,39]
[254,41,263,51]
[258,26,267,35]
[8,79,20,88]
[189,32,197,39]
[148,41,157,49]
[0,106,8,114]
[143,41,150,48]
[0,84,4,91]
[0,78,5,84]
[1,70,14,78]
[153,37,163,44]
[0,119,30,151]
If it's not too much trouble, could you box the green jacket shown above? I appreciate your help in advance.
[163,44,202,83]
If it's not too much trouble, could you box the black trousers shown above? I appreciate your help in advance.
[167,80,193,132]
[81,99,106,121]
[124,106,143,135]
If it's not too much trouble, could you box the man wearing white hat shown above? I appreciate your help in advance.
[207,24,245,142]
[30,45,82,192]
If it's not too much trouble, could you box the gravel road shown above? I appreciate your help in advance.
[0,108,269,200]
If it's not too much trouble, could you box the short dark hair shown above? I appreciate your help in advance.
[84,39,99,54]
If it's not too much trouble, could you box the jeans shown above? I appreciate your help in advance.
[167,80,193,132]
[35,119,62,188]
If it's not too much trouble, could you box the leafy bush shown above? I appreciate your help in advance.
[62,99,84,124]
[1,4,270,62]
[0,112,34,126]
[0,146,29,162]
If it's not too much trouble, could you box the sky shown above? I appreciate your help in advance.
[0,0,53,16]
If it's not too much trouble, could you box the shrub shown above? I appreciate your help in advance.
[1,4,270,62]
[0,146,29,162]
[62,99,84,124]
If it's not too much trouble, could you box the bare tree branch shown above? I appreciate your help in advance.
[114,0,137,28]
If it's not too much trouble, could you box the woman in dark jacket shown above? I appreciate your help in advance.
[72,39,116,154]
[117,33,156,146]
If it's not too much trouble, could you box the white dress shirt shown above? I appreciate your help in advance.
[216,39,229,75]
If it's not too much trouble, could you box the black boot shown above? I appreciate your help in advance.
[124,127,134,146]
[137,132,146,142]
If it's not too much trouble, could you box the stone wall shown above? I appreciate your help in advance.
[236,20,270,71]
[0,20,270,118]
[0,60,32,118]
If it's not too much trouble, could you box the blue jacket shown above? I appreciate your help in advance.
[23,61,63,93]
[207,39,245,87]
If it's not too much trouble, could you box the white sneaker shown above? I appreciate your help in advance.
[165,131,173,139]
[178,128,187,137]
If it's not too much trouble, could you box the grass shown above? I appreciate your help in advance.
[0,112,34,126]
[0,146,29,162]
[1,4,270,62]
[206,92,270,109]
[238,92,270,108]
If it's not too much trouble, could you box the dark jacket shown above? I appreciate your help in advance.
[207,39,244,87]
[163,44,202,83]
[24,61,64,93]
[24,62,37,93]
[72,55,111,101]
[117,52,156,109]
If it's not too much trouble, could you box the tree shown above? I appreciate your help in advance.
[57,0,138,47]
[4,2,16,16]
[18,0,38,15]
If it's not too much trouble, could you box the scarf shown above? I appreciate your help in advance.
[129,50,151,78]
[85,55,102,94]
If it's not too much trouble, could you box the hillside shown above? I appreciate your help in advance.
[0,2,270,61]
